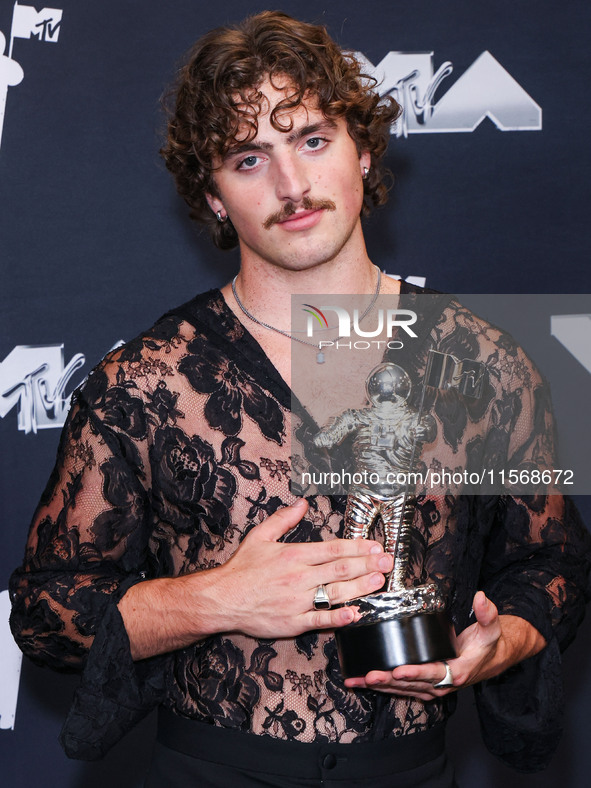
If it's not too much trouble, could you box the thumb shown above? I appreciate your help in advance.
[473,591,498,628]
[254,498,309,542]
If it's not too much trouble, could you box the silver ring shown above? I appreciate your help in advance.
[433,660,454,689]
[313,584,331,610]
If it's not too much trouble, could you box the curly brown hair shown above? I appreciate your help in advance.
[161,11,401,250]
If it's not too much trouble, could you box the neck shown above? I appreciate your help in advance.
[228,257,378,332]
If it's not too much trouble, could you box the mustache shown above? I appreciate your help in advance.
[263,196,336,230]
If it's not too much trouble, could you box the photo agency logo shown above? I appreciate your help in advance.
[303,304,418,362]
[0,2,63,150]
[356,50,541,137]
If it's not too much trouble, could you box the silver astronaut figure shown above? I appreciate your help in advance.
[314,362,456,675]
[313,362,436,594]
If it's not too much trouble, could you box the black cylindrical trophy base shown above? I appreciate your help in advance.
[335,611,455,679]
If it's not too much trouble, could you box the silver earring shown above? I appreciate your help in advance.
[216,210,227,223]
[362,167,369,180]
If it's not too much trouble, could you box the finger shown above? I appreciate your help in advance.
[344,676,368,689]
[473,591,499,629]
[365,670,455,698]
[366,666,452,689]
[390,663,448,684]
[371,684,445,701]
[324,573,387,605]
[347,684,443,701]
[346,674,436,699]
[345,673,437,690]
[364,670,395,685]
[305,536,386,564]
[253,499,309,542]
[345,669,456,699]
[314,553,393,605]
[300,604,358,632]
[318,550,392,585]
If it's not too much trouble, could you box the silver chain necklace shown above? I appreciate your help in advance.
[231,266,382,364]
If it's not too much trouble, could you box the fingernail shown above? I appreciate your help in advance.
[378,555,392,571]
[291,498,307,508]
[370,544,383,554]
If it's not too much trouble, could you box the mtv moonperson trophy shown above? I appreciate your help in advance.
[312,361,455,678]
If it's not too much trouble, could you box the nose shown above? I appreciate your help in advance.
[273,153,311,203]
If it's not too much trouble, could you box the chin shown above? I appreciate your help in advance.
[276,243,349,272]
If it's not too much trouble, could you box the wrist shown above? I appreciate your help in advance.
[497,614,547,670]
[118,564,239,660]
[179,563,240,639]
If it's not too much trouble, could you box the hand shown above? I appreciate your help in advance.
[119,498,393,660]
[343,591,546,700]
[213,498,394,639]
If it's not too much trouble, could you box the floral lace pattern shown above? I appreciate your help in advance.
[9,286,591,770]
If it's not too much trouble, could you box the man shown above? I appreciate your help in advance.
[9,11,590,787]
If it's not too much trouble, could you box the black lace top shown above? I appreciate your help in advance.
[9,286,591,770]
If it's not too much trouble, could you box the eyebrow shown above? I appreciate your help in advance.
[224,119,338,160]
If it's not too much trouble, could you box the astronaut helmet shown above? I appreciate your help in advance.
[365,362,412,406]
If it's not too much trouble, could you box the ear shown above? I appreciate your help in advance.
[205,192,226,221]
[360,150,371,176]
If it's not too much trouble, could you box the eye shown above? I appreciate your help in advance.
[236,154,261,170]
[304,137,328,151]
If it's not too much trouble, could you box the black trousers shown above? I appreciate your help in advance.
[145,709,458,788]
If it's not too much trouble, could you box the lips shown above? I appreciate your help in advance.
[277,208,324,231]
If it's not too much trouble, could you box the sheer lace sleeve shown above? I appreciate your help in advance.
[419,296,591,770]
[9,359,170,758]
[474,493,590,772]
[473,349,591,770]
[475,341,591,649]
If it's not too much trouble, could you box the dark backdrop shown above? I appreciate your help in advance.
[1,1,590,785]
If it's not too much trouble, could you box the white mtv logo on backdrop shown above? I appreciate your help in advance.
[0,344,85,434]
[0,2,63,150]
[356,50,542,136]
[0,341,124,434]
